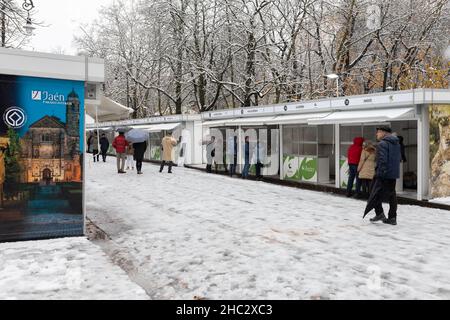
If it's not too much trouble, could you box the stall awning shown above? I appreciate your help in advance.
[86,127,112,132]
[224,116,277,126]
[202,120,227,127]
[266,112,331,125]
[307,108,415,125]
[85,97,134,122]
[145,123,181,133]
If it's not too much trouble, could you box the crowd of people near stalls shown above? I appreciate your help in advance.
[87,126,404,226]
[87,130,178,175]
[202,135,266,180]
[202,126,405,226]
[345,126,407,226]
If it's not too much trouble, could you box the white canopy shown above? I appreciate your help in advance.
[224,116,277,126]
[85,114,95,124]
[130,122,181,132]
[145,123,181,133]
[307,108,415,125]
[85,97,133,122]
[266,112,331,125]
[202,120,228,127]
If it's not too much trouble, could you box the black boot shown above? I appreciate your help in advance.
[370,213,386,222]
[383,218,397,225]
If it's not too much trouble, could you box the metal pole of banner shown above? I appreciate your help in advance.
[95,105,100,156]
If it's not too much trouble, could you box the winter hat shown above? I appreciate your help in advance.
[376,126,392,133]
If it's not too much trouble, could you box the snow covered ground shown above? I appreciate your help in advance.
[86,160,450,300]
[0,237,148,300]
[430,197,450,206]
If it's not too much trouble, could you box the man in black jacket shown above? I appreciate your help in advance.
[365,126,401,225]
[99,134,110,162]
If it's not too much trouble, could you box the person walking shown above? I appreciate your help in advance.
[364,126,402,225]
[242,136,250,179]
[160,131,178,173]
[87,133,93,154]
[227,135,238,177]
[92,132,100,163]
[204,136,216,173]
[357,141,376,198]
[253,141,266,180]
[126,144,135,170]
[112,131,129,174]
[346,137,364,197]
[133,141,147,175]
[99,133,110,163]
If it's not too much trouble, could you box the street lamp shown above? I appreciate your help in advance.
[22,0,35,35]
[326,73,340,97]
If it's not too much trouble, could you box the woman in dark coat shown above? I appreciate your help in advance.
[133,141,148,175]
[99,134,110,162]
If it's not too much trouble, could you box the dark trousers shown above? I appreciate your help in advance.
[93,150,99,162]
[346,164,361,194]
[229,155,237,176]
[255,161,263,178]
[360,179,373,196]
[242,162,250,178]
[372,178,398,220]
[136,159,143,172]
[101,149,108,162]
[160,161,173,173]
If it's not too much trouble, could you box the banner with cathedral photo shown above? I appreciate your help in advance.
[0,74,84,242]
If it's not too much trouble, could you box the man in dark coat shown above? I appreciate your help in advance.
[364,126,401,225]
[99,133,110,162]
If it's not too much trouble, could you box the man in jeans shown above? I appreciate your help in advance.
[365,126,401,225]
[112,131,129,174]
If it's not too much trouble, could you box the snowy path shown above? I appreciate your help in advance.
[0,237,148,299]
[86,160,450,300]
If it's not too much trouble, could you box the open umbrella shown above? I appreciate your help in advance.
[116,127,131,133]
[125,129,148,143]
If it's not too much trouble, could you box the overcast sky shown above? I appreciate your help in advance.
[24,0,112,55]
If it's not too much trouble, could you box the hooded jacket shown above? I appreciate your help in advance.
[112,134,129,154]
[357,146,376,180]
[376,135,401,180]
[347,137,365,165]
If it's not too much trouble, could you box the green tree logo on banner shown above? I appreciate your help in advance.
[300,158,317,181]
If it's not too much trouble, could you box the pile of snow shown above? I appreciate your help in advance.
[86,160,450,300]
[430,197,450,206]
[0,237,148,300]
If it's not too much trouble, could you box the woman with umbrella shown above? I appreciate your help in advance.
[125,129,149,175]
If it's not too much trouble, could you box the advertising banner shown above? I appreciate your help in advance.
[0,74,84,242]
[429,105,450,199]
[340,158,350,189]
[283,155,318,182]
[150,146,161,161]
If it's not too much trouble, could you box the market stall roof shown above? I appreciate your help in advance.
[307,107,415,125]
[265,112,331,125]
[85,97,133,122]
[202,120,228,127]
[145,123,181,133]
[223,116,277,126]
[130,122,181,132]
[86,114,95,125]
[86,127,112,132]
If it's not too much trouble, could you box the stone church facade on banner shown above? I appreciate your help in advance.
[19,89,82,184]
